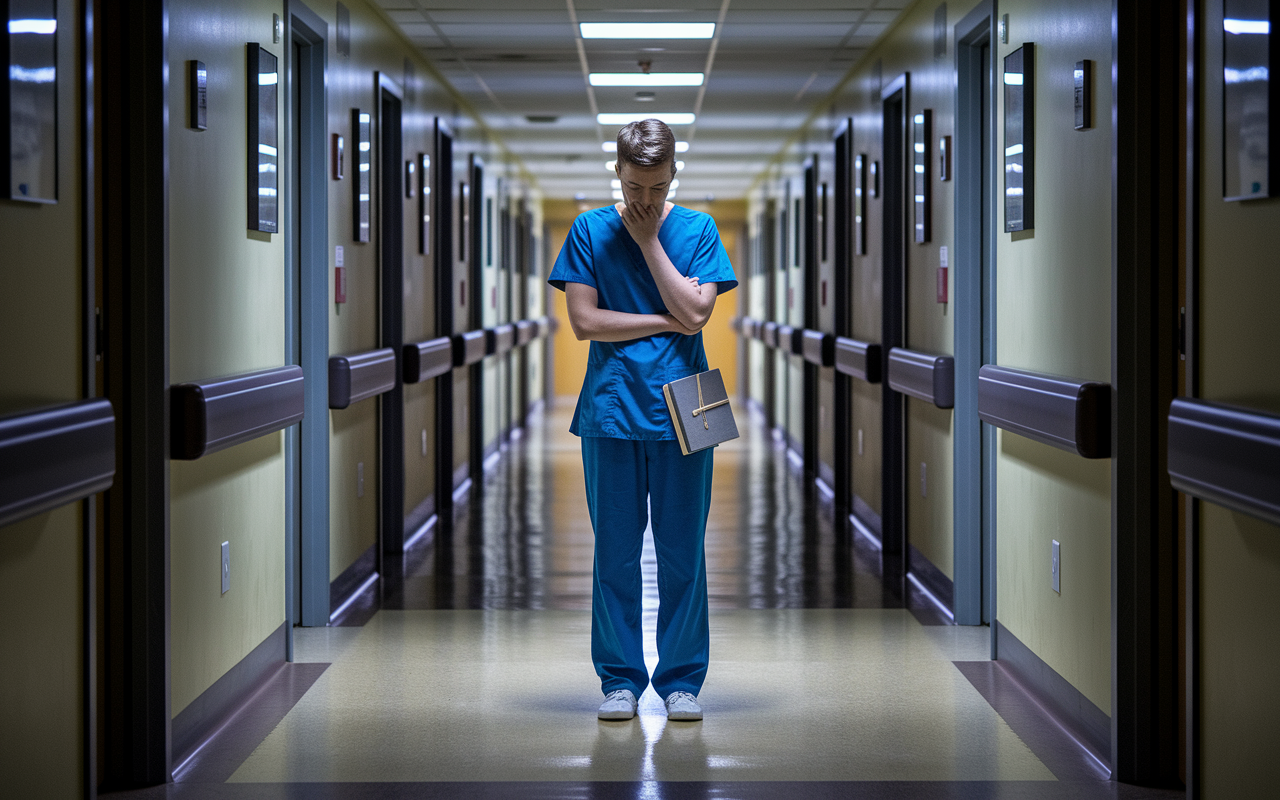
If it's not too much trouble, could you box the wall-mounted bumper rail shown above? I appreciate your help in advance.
[802,329,834,367]
[515,320,536,346]
[492,324,515,356]
[977,365,1111,458]
[453,330,487,367]
[171,366,305,460]
[744,318,761,340]
[1168,398,1280,525]
[762,321,779,348]
[0,398,116,528]
[402,337,453,384]
[834,337,882,383]
[328,348,397,409]
[776,324,799,355]
[887,348,954,409]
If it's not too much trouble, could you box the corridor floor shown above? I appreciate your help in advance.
[108,400,1184,799]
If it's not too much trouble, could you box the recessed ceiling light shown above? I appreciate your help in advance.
[597,112,695,125]
[634,92,655,101]
[588,73,704,87]
[605,160,616,171]
[676,161,685,170]
[675,141,689,153]
[612,190,625,200]
[580,22,715,39]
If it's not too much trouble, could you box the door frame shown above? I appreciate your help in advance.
[286,1,330,630]
[832,119,854,522]
[432,119,455,530]
[880,73,909,602]
[953,2,996,628]
[377,74,405,562]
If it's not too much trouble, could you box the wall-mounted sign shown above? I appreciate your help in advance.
[189,60,208,130]
[3,0,59,203]
[913,109,932,242]
[247,43,278,233]
[1004,43,1035,232]
[1223,2,1276,200]
[353,108,371,242]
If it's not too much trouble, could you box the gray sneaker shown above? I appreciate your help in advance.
[664,691,702,720]
[598,689,638,720]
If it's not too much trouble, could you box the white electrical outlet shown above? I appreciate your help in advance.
[921,462,927,497]
[221,541,230,594]
[1052,539,1061,593]
[857,429,864,455]
[421,429,428,457]
[357,462,364,498]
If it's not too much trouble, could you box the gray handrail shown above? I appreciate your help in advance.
[762,321,779,348]
[802,329,834,367]
[171,366,304,460]
[1168,397,1280,525]
[402,337,453,384]
[328,348,397,409]
[835,337,882,383]
[977,365,1111,458]
[515,320,536,346]
[453,329,487,367]
[887,347,954,409]
[0,398,116,528]
[492,323,515,355]
[777,324,797,354]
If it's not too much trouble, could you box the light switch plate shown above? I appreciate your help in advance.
[421,429,428,457]
[221,541,230,594]
[858,429,864,456]
[1052,539,1060,593]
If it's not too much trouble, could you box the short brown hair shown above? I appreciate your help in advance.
[616,119,676,172]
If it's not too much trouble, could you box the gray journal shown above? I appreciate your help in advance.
[662,369,739,455]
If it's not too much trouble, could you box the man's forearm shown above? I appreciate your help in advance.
[637,240,714,330]
[570,305,682,342]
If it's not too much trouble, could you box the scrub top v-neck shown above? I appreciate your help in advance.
[549,203,738,440]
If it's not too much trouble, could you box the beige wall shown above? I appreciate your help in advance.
[0,0,87,794]
[1197,1,1280,794]
[167,0,290,717]
[992,0,1114,716]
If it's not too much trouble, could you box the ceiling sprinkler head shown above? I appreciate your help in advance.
[638,60,652,74]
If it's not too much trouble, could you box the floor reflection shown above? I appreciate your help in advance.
[384,398,917,615]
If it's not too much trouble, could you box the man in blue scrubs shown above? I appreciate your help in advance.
[549,119,737,722]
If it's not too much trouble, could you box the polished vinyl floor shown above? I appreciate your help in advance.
[109,400,1184,799]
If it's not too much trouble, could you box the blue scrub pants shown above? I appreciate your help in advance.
[582,436,714,700]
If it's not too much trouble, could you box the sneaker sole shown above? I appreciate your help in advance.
[666,710,702,721]
[598,709,636,720]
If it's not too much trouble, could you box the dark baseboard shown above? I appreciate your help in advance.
[172,622,286,771]
[404,493,436,551]
[817,459,835,494]
[908,543,954,611]
[994,620,1111,768]
[330,543,377,612]
[851,494,883,546]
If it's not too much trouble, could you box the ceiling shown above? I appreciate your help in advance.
[372,0,914,202]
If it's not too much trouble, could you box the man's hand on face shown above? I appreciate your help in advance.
[619,198,663,245]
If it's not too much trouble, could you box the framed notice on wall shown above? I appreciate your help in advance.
[353,108,371,242]
[1223,1,1277,200]
[3,0,58,203]
[1003,43,1035,231]
[247,43,278,232]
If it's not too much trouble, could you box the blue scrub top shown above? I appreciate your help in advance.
[549,204,738,440]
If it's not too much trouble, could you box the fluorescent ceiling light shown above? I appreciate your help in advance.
[602,141,690,153]
[613,190,625,200]
[606,161,616,171]
[589,73,704,87]
[597,112,695,125]
[580,22,714,39]
[611,179,622,189]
